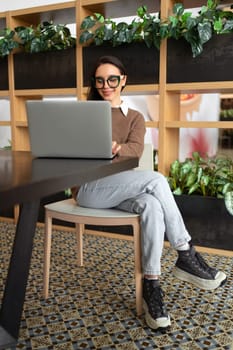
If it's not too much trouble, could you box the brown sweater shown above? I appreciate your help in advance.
[112,107,146,158]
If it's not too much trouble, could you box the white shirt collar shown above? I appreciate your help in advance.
[113,100,129,117]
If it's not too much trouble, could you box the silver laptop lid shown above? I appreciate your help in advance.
[26,100,113,159]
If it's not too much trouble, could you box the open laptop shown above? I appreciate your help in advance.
[26,100,114,159]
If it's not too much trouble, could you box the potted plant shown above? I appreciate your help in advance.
[166,1,233,82]
[167,151,233,250]
[13,21,76,89]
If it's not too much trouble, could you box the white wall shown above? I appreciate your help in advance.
[0,0,71,11]
[0,101,11,148]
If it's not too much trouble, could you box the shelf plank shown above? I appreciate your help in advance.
[167,81,233,94]
[0,121,11,126]
[123,84,159,95]
[15,121,27,127]
[145,121,158,128]
[165,121,233,128]
[10,1,76,16]
[14,88,77,97]
[0,91,9,97]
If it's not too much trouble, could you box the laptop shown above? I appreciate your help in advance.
[26,100,114,159]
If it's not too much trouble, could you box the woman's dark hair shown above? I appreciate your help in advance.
[87,55,127,100]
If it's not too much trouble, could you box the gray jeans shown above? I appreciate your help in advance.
[77,170,191,275]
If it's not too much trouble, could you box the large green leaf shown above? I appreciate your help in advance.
[225,192,233,216]
[198,21,212,43]
[80,16,97,30]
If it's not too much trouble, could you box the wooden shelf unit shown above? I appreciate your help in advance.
[0,0,232,174]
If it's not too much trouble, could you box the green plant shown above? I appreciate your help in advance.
[14,21,76,53]
[0,21,76,57]
[79,6,161,49]
[0,28,19,58]
[220,109,233,119]
[167,151,233,198]
[164,0,233,57]
[79,0,233,57]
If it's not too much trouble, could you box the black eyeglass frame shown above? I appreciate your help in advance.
[92,75,125,89]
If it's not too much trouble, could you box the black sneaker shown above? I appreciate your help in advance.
[143,279,171,330]
[173,243,227,290]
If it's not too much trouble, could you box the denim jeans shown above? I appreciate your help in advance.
[77,170,191,275]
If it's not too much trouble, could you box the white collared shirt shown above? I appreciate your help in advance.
[113,100,129,117]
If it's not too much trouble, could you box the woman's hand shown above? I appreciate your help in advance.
[112,141,121,156]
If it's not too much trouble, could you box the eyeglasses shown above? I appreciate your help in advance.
[93,75,125,89]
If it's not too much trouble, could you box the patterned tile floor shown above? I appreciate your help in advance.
[0,221,233,350]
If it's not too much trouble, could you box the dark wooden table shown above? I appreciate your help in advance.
[0,150,138,349]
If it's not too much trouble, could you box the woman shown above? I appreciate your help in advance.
[73,56,226,331]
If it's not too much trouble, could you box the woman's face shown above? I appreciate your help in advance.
[94,63,127,106]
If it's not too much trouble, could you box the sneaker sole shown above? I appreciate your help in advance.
[142,300,171,330]
[173,267,227,290]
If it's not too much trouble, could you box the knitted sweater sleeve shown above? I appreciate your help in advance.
[112,108,146,159]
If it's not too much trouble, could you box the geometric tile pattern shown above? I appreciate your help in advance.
[0,221,233,350]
